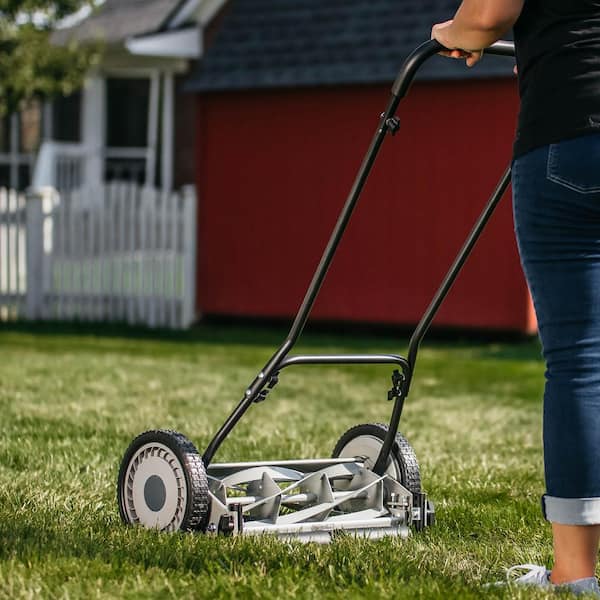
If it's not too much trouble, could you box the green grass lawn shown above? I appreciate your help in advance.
[0,322,584,599]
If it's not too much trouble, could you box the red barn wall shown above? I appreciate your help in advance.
[196,79,536,333]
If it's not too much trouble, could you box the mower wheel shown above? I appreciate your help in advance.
[117,430,210,532]
[332,423,422,496]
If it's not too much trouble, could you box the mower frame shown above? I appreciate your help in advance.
[202,39,516,474]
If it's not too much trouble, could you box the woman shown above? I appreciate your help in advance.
[432,0,600,594]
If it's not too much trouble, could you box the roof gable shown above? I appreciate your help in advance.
[186,0,514,92]
[53,0,181,45]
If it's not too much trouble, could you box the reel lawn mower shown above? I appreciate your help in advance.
[117,39,516,542]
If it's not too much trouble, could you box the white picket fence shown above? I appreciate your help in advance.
[0,188,28,320]
[0,183,197,329]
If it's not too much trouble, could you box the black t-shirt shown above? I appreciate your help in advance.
[513,0,600,157]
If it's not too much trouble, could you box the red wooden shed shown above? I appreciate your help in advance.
[187,0,535,334]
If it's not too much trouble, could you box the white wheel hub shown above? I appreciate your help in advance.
[336,435,401,480]
[123,442,188,532]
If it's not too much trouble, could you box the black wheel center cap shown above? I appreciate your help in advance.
[144,475,167,512]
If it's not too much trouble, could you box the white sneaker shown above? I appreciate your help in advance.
[506,564,552,587]
[497,564,600,596]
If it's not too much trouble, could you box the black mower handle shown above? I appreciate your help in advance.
[392,39,515,98]
[201,38,516,469]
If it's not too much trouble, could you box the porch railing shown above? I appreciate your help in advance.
[33,141,85,192]
[33,141,153,191]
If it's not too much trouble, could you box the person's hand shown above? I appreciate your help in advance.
[431,20,484,67]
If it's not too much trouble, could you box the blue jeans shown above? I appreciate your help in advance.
[512,132,600,525]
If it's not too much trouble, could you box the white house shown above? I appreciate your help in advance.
[0,0,228,329]
[1,0,227,194]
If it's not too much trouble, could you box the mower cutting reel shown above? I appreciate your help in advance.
[117,39,514,541]
[117,425,431,542]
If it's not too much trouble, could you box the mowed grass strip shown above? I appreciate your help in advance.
[0,323,575,599]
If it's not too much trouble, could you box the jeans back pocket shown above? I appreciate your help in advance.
[547,133,600,194]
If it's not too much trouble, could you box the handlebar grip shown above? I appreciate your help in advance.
[392,39,515,99]
[486,40,516,56]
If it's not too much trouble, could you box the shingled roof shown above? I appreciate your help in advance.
[53,0,181,46]
[186,0,514,92]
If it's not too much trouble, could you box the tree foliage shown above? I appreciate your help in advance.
[0,0,102,115]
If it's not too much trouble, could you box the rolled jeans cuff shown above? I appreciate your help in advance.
[542,495,600,525]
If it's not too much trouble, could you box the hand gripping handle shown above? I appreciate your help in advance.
[391,39,516,99]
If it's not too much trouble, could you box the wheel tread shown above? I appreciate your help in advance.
[117,429,210,532]
[332,422,422,495]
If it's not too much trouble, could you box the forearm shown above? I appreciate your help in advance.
[439,0,521,50]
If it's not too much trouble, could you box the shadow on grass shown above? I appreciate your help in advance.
[0,515,403,575]
[0,507,519,582]
[0,317,541,358]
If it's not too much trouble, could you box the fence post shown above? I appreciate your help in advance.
[25,188,45,320]
[181,185,197,329]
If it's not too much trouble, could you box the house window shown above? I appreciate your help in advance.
[0,101,41,190]
[106,78,150,148]
[0,116,10,154]
[105,77,150,184]
[52,92,82,143]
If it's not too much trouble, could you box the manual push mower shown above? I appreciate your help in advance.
[117,39,516,542]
